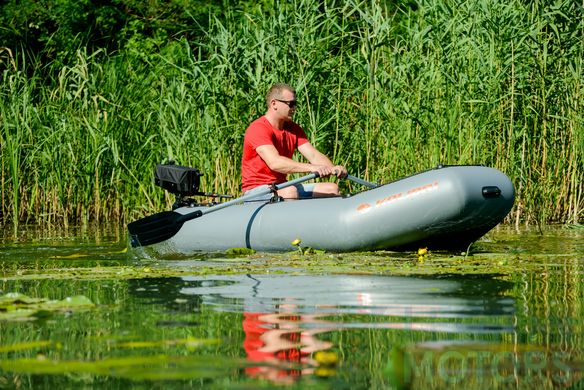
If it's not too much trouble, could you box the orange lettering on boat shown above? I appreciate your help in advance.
[375,193,403,207]
[356,203,372,212]
[407,181,440,196]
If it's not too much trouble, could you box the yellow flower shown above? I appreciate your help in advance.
[417,247,428,256]
[314,351,339,366]
[291,238,302,246]
[315,366,337,377]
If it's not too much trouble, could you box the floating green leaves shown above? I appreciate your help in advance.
[0,355,243,380]
[1,250,579,283]
[225,247,256,256]
[116,336,219,350]
[0,292,95,321]
[0,341,53,353]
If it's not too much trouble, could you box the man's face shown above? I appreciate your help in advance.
[273,90,297,120]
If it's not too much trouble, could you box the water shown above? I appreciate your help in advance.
[0,225,582,389]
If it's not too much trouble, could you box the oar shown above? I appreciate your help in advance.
[128,172,319,248]
[346,174,378,189]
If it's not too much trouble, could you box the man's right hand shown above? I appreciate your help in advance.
[331,165,348,178]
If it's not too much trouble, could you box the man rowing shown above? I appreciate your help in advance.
[241,83,347,200]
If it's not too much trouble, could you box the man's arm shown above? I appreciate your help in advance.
[298,143,347,178]
[298,142,334,166]
[256,142,347,178]
[256,143,339,177]
[256,144,316,174]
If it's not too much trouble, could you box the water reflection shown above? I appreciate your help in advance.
[179,274,514,328]
[242,309,335,383]
[1,226,582,389]
[175,274,515,383]
[128,277,204,327]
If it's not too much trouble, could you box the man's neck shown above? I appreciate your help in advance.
[264,112,286,130]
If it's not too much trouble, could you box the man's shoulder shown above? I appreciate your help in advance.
[244,117,272,145]
[247,116,268,130]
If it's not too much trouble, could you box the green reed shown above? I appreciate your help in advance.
[0,0,582,226]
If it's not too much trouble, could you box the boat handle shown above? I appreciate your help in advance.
[482,186,501,198]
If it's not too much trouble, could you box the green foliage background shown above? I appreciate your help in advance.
[0,0,582,227]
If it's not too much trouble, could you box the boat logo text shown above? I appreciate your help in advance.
[356,181,440,214]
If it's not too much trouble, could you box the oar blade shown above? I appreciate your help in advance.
[127,211,184,247]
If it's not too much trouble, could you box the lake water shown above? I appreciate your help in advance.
[0,225,582,389]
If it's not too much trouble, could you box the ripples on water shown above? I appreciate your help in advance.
[178,274,515,331]
[0,226,582,389]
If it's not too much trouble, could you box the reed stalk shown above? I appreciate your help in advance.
[0,0,582,226]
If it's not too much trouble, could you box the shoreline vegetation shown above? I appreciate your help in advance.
[1,0,582,228]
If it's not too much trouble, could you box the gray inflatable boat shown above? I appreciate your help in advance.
[128,165,514,254]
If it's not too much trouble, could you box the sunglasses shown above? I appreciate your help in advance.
[275,99,297,108]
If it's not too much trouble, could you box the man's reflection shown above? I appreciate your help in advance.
[243,301,336,383]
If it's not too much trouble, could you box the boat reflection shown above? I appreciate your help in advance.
[178,274,514,323]
[178,274,515,383]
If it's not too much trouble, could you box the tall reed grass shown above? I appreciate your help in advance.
[1,0,582,227]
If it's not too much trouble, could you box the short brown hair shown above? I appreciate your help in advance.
[266,83,295,108]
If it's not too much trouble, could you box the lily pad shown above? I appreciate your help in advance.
[0,293,95,322]
[0,292,44,305]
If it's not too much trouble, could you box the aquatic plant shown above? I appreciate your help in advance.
[0,293,94,321]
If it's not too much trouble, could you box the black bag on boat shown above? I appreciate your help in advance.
[154,164,202,196]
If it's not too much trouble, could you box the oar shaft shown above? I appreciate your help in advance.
[177,173,319,223]
[209,172,318,212]
[347,174,377,188]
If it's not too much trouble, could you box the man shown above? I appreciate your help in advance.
[241,83,347,199]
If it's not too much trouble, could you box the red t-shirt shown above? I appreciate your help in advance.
[241,116,309,191]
